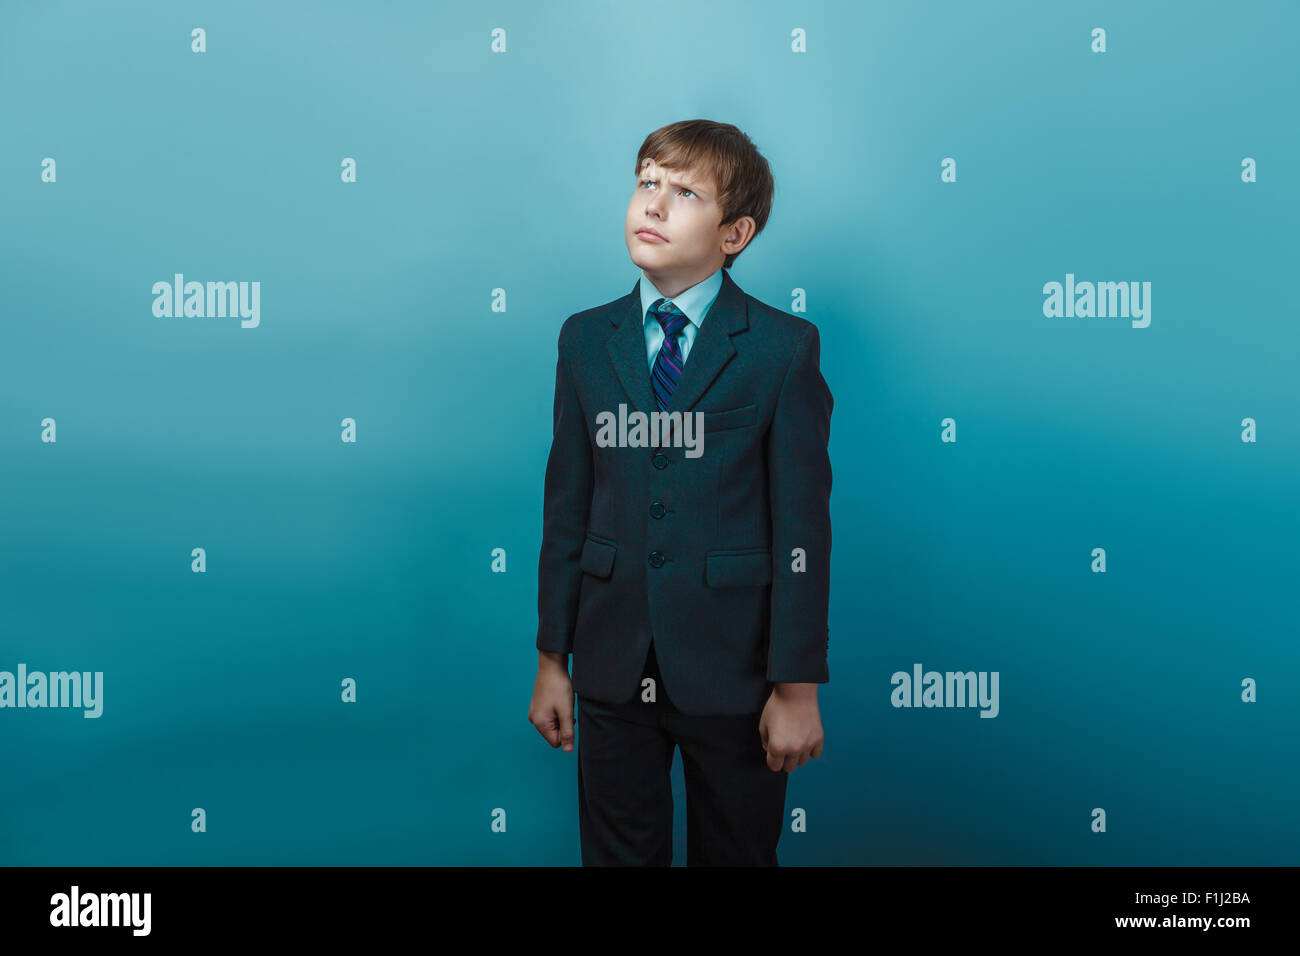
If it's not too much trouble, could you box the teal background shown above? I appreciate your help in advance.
[1,0,1296,865]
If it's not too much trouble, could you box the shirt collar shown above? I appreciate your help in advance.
[638,267,724,330]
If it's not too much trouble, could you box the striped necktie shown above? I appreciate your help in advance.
[649,299,689,412]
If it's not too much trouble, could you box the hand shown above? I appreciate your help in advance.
[759,683,824,772]
[528,652,576,753]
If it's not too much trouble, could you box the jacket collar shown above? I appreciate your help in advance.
[606,268,750,416]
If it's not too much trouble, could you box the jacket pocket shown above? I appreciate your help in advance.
[579,533,617,579]
[701,403,758,433]
[705,548,772,587]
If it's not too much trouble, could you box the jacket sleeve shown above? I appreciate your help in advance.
[765,322,833,683]
[536,321,594,654]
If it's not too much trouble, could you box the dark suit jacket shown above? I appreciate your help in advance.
[536,268,833,715]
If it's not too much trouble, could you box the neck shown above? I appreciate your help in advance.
[644,263,720,300]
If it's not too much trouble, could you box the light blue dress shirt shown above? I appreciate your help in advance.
[639,267,724,371]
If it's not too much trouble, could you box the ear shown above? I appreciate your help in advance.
[721,216,757,254]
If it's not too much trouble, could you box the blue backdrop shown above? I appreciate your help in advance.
[1,0,1295,865]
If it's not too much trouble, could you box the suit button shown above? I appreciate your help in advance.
[649,501,666,519]
[648,551,665,568]
[652,452,668,469]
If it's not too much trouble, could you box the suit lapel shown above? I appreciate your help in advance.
[606,269,750,416]
[607,286,657,417]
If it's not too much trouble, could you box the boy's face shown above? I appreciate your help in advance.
[625,156,753,293]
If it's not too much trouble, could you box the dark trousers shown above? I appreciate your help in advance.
[576,639,788,866]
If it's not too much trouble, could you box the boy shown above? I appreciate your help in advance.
[528,119,833,866]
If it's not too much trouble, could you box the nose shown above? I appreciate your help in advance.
[642,186,665,219]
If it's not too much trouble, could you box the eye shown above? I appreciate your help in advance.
[640,179,695,198]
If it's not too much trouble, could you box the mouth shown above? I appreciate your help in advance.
[636,228,667,243]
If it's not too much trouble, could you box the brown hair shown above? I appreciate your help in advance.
[634,120,774,270]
